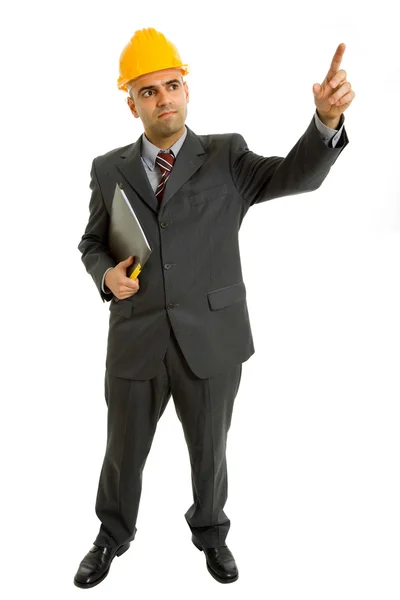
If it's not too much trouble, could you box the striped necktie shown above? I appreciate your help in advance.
[155,150,175,203]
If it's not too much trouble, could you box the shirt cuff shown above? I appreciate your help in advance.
[101,267,114,294]
[314,109,345,148]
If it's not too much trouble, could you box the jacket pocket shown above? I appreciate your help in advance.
[207,281,246,310]
[109,299,134,318]
[188,183,228,205]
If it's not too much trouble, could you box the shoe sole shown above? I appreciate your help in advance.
[73,543,130,589]
[192,537,239,584]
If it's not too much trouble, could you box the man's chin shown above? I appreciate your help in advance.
[156,119,183,135]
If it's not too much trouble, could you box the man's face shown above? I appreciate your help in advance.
[127,68,189,139]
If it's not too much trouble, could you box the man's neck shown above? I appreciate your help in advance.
[144,126,185,150]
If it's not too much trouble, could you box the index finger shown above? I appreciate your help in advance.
[126,277,138,288]
[326,43,346,82]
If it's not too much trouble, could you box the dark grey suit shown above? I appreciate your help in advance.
[77,115,349,549]
[78,115,348,380]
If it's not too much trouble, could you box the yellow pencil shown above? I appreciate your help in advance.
[129,264,142,280]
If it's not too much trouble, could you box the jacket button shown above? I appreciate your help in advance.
[164,263,172,269]
[167,303,179,310]
[160,221,169,228]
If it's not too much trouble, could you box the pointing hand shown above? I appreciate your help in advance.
[312,43,355,127]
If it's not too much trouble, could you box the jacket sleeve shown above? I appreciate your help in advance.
[229,113,349,207]
[77,158,116,303]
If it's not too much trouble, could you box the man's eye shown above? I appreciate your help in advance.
[143,84,178,98]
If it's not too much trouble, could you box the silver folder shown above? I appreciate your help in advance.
[108,184,152,279]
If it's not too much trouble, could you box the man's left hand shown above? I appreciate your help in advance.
[312,43,355,129]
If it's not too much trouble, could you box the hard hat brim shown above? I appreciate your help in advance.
[118,64,189,92]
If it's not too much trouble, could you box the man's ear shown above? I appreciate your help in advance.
[184,81,189,103]
[127,96,140,118]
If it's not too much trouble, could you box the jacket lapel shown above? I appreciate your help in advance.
[117,134,158,213]
[116,125,207,213]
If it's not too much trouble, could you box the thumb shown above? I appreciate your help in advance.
[122,255,134,264]
[313,83,323,99]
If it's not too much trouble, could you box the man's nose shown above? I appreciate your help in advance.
[157,89,171,106]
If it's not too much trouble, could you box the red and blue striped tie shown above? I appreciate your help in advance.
[155,150,175,203]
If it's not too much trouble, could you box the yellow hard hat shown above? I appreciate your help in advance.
[117,27,189,92]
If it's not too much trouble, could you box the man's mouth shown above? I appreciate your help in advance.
[159,111,176,118]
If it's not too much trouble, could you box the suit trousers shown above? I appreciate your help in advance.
[93,325,242,549]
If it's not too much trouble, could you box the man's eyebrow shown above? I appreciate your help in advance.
[137,79,182,95]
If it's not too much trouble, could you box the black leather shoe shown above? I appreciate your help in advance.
[73,542,130,588]
[192,535,239,583]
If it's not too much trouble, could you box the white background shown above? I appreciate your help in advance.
[1,0,399,598]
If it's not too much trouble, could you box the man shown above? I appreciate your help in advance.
[74,27,354,587]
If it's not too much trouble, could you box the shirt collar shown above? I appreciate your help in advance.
[141,125,188,171]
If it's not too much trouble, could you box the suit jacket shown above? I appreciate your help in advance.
[78,115,349,380]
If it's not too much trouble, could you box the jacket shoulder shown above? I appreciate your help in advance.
[196,132,235,147]
[194,132,243,160]
[92,142,134,169]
